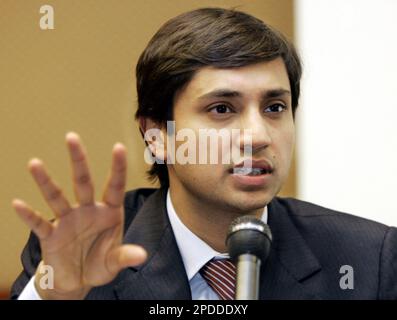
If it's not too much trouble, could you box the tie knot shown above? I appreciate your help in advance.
[200,259,236,300]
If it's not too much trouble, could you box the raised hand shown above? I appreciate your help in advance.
[12,132,147,299]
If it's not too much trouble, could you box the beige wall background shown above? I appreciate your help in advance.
[0,0,294,294]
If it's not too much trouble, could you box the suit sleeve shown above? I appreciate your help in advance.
[378,226,397,299]
[10,232,42,299]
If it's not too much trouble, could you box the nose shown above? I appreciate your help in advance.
[238,108,272,154]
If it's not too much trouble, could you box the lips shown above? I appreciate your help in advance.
[232,167,268,176]
[229,159,274,176]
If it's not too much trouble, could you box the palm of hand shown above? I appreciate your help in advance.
[13,133,146,299]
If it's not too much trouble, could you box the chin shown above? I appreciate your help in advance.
[226,194,272,213]
[237,187,276,201]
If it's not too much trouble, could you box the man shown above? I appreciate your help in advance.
[11,7,397,299]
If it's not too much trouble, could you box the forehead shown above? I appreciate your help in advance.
[179,57,290,99]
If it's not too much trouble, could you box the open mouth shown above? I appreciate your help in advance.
[229,167,273,176]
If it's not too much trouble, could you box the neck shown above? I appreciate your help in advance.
[169,186,264,253]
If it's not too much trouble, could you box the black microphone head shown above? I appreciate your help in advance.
[226,215,272,263]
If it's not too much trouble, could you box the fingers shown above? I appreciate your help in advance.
[105,244,147,275]
[12,199,53,240]
[66,132,95,206]
[102,143,127,208]
[28,159,71,217]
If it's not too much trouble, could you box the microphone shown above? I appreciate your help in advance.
[226,215,272,300]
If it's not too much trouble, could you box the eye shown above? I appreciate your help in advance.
[208,104,233,114]
[264,103,287,113]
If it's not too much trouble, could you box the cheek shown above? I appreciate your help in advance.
[173,164,224,189]
[274,126,295,166]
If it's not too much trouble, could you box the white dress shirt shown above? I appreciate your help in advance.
[166,190,268,299]
[18,188,268,300]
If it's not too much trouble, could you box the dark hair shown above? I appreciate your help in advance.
[135,7,302,187]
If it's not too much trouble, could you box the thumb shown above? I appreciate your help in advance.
[106,244,147,275]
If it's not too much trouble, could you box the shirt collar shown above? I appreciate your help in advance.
[166,189,268,281]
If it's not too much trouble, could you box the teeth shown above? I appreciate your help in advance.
[233,167,265,176]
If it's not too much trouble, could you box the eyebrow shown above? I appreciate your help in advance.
[197,88,291,101]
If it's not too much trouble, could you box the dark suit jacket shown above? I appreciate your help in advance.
[11,187,397,299]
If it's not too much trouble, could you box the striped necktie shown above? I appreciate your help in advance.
[200,259,236,300]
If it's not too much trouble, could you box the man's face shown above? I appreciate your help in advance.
[166,57,295,215]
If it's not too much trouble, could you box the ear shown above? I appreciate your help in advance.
[138,117,167,162]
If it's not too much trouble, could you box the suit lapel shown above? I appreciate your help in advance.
[259,198,323,299]
[114,188,191,299]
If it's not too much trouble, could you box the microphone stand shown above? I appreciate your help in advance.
[235,254,261,300]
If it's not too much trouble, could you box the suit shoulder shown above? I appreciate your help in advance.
[273,197,397,299]
[123,188,159,231]
[124,187,159,209]
[275,197,390,232]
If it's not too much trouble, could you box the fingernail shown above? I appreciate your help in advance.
[66,132,79,140]
[12,198,24,207]
[28,158,42,167]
